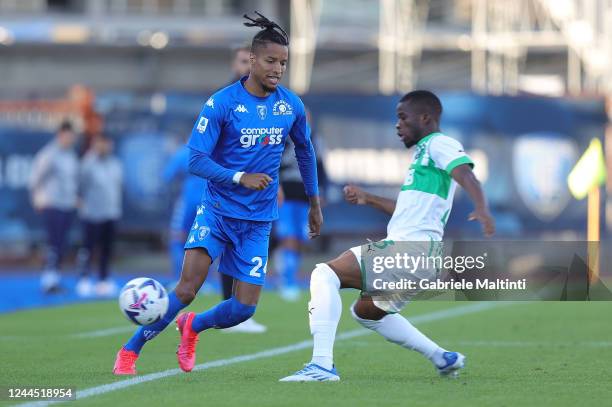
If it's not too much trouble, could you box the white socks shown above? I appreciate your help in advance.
[350,302,448,367]
[309,263,342,371]
[307,262,447,371]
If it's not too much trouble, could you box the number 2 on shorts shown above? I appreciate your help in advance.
[249,256,265,277]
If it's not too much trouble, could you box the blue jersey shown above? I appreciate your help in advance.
[163,145,205,206]
[187,77,318,222]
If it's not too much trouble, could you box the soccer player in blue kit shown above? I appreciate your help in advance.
[113,12,322,375]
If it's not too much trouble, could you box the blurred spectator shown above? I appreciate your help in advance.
[75,136,123,297]
[29,120,79,294]
[163,142,205,285]
[274,109,328,301]
[230,44,251,82]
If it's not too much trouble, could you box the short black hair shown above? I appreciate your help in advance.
[399,90,443,118]
[58,120,73,132]
[243,11,289,53]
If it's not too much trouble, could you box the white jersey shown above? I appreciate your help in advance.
[386,132,473,241]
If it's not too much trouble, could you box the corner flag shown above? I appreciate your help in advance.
[567,138,607,200]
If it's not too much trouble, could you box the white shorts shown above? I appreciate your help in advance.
[349,238,440,314]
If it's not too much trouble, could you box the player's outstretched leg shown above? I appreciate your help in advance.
[350,297,465,377]
[280,250,361,382]
[113,248,211,375]
[175,280,260,372]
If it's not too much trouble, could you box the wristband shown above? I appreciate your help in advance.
[232,171,245,185]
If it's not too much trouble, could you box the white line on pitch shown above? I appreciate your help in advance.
[16,302,504,407]
[71,326,134,339]
[72,301,504,340]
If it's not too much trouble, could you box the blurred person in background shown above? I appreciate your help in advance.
[75,135,123,298]
[29,120,79,294]
[230,44,251,83]
[274,108,328,301]
[162,44,267,334]
[163,140,205,286]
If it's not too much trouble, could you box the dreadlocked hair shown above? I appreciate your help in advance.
[243,11,289,51]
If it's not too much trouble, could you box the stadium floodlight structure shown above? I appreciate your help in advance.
[375,0,612,96]
[470,0,553,95]
[378,0,429,95]
[289,0,322,94]
[470,0,612,95]
[1,0,611,96]
[290,0,612,95]
[290,0,612,96]
[537,0,612,95]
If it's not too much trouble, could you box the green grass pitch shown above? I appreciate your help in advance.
[2,293,611,406]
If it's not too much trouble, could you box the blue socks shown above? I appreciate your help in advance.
[277,248,300,287]
[169,238,185,280]
[124,291,187,354]
[124,294,257,353]
[191,297,256,332]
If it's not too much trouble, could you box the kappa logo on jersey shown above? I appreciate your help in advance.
[235,104,248,113]
[205,98,214,108]
[196,205,204,215]
[196,116,209,133]
[239,127,284,148]
[257,104,267,120]
[273,100,293,116]
[192,220,199,230]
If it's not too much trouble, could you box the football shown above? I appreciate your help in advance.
[118,278,169,325]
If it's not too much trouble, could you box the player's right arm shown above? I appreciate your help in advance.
[343,185,396,216]
[187,98,270,190]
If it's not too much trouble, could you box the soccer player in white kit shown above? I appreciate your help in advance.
[280,90,495,382]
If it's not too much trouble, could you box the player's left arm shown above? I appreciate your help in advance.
[431,135,495,237]
[451,165,495,237]
[289,100,322,238]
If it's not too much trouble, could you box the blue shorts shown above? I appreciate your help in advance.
[170,194,201,234]
[184,204,272,286]
[275,200,309,241]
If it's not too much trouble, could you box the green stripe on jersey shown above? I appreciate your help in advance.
[441,208,450,225]
[401,164,451,199]
[445,156,474,174]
